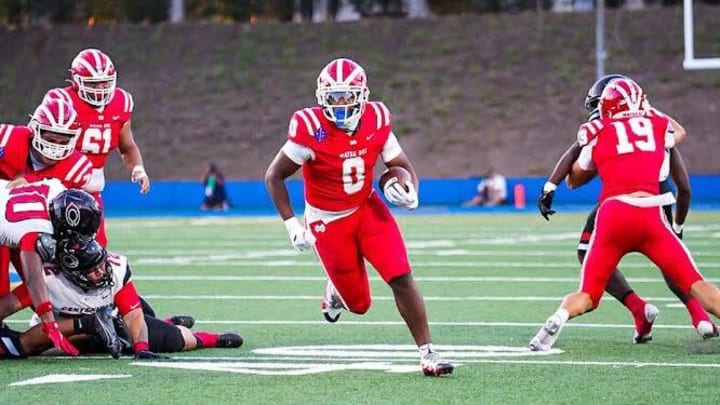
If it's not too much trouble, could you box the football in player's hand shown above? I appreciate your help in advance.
[379,166,412,191]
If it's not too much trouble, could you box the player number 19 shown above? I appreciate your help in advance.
[613,117,656,154]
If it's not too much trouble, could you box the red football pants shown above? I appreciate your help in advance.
[581,199,704,307]
[309,192,411,314]
[90,191,108,247]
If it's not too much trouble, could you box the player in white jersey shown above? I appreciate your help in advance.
[0,236,242,359]
[0,179,100,357]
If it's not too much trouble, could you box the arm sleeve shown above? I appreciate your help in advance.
[114,280,142,316]
[281,140,314,165]
[19,232,40,252]
[381,132,403,163]
[577,141,597,171]
[664,121,676,150]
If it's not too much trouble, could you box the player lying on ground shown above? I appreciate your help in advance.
[0,235,242,359]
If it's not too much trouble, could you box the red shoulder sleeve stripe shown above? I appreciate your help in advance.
[119,89,134,113]
[66,157,94,185]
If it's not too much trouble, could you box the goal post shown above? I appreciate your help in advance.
[683,0,720,70]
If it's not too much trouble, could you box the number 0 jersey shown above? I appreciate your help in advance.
[281,102,403,213]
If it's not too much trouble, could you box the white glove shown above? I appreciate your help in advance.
[131,165,150,194]
[284,217,316,252]
[383,178,419,210]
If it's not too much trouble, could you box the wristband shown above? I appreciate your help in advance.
[131,165,146,176]
[543,182,557,193]
[672,222,684,234]
[36,301,53,316]
[284,217,301,232]
[134,341,150,353]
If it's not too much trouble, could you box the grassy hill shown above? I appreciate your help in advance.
[0,5,718,179]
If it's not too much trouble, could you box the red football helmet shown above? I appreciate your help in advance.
[599,78,645,119]
[315,58,369,130]
[29,98,81,160]
[70,48,117,107]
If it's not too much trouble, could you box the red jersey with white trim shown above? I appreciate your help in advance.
[43,86,133,168]
[0,179,66,248]
[41,251,130,317]
[0,124,33,180]
[286,102,393,211]
[0,124,92,189]
[576,111,674,202]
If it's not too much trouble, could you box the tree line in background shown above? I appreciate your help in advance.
[0,0,716,26]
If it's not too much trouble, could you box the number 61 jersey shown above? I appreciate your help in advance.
[282,102,402,212]
[0,179,66,248]
[42,86,133,171]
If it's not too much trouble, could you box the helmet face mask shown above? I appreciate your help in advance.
[70,48,117,107]
[57,238,113,289]
[29,99,80,161]
[315,58,369,130]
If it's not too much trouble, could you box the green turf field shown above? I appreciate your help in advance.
[3,211,720,404]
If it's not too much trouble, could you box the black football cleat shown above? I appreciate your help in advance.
[167,315,195,329]
[216,333,243,348]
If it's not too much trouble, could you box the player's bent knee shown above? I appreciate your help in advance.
[346,298,372,314]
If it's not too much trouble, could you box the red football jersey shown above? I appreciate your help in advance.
[0,124,33,180]
[285,102,394,211]
[577,111,674,201]
[43,86,133,169]
[0,124,92,189]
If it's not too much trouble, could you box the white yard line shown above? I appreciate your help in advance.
[130,275,720,283]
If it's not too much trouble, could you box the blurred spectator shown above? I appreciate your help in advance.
[464,169,508,207]
[300,0,314,21]
[201,162,229,211]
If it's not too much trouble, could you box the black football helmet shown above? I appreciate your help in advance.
[584,74,629,119]
[56,238,113,289]
[48,189,101,240]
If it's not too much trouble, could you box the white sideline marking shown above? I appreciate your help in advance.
[134,258,720,268]
[138,294,680,302]
[1,319,697,330]
[9,374,131,386]
[132,275,720,283]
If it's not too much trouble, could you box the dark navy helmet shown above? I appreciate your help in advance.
[49,189,101,240]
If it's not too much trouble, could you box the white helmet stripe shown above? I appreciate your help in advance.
[39,105,58,127]
[75,58,100,76]
[335,59,344,82]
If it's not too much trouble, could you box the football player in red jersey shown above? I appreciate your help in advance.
[43,48,150,247]
[0,98,94,295]
[529,79,720,351]
[536,74,716,342]
[265,58,453,377]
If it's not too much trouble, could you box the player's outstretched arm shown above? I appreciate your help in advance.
[669,148,691,235]
[118,121,150,194]
[538,141,582,220]
[19,245,79,356]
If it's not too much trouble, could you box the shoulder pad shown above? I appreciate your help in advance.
[577,120,604,146]
[35,232,56,263]
[288,108,323,140]
[366,101,392,130]
[115,88,134,114]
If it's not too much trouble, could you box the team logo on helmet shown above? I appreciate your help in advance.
[59,252,80,269]
[65,202,81,227]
